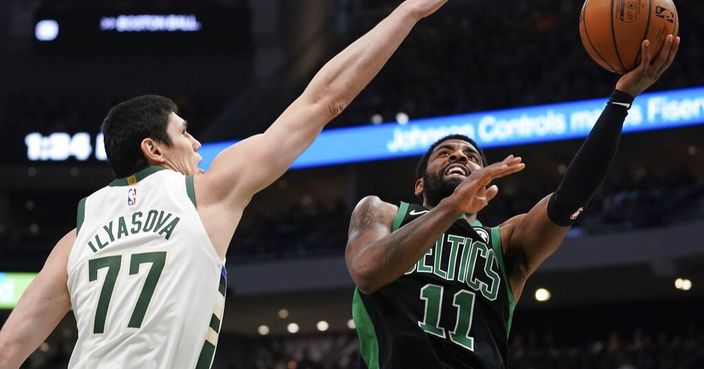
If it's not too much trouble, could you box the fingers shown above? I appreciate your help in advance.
[662,36,680,71]
[477,155,525,182]
[653,34,675,69]
[640,39,651,69]
[466,185,499,214]
[483,185,499,203]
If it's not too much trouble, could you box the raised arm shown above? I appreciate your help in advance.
[0,230,74,369]
[346,157,525,294]
[499,35,680,300]
[199,0,447,207]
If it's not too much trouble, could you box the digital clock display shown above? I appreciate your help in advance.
[24,132,107,162]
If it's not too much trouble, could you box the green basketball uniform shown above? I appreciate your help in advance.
[353,202,516,369]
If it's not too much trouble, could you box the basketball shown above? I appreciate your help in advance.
[579,0,679,74]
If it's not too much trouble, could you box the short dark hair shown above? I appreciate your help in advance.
[415,134,487,180]
[101,95,177,178]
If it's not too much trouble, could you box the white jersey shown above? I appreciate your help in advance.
[67,167,226,369]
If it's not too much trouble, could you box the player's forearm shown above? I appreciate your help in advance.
[0,333,27,369]
[301,3,420,122]
[0,340,12,369]
[547,90,633,226]
[350,197,463,294]
[0,306,65,369]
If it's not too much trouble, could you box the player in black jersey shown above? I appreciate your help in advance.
[345,36,680,369]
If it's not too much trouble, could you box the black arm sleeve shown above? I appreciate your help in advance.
[546,90,635,226]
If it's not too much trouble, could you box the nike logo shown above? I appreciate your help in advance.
[409,209,429,216]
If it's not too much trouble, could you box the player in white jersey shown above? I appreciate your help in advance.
[0,1,450,368]
[68,167,227,369]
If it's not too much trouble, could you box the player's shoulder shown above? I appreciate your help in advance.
[55,228,78,259]
[355,195,397,212]
[352,195,398,223]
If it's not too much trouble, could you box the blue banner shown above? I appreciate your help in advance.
[199,86,704,170]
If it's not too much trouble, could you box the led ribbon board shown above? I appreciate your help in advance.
[0,273,36,309]
[21,87,704,166]
[199,86,704,170]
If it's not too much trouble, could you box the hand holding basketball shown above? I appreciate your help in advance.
[615,34,680,97]
[579,0,679,74]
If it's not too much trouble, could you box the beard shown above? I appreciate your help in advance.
[422,171,463,207]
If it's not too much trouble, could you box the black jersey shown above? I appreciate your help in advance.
[353,202,516,369]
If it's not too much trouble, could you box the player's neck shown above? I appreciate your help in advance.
[463,213,478,223]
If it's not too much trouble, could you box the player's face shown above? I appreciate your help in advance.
[421,139,483,206]
[161,113,202,175]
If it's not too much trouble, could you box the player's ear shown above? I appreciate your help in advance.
[414,177,424,197]
[140,138,165,165]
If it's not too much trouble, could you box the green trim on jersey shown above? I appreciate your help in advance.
[186,175,197,207]
[109,166,166,187]
[195,267,227,369]
[490,226,515,336]
[397,203,483,228]
[218,273,227,297]
[76,197,87,232]
[195,341,216,369]
[209,314,221,333]
[391,202,409,231]
[353,289,380,369]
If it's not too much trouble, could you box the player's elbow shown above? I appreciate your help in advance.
[305,83,350,121]
[352,274,381,295]
[326,98,347,118]
[347,256,383,295]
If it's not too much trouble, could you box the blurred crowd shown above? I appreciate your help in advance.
[508,328,704,369]
[479,166,703,233]
[334,0,704,127]
[222,164,704,262]
[247,327,704,369]
[1,164,701,265]
[18,325,704,369]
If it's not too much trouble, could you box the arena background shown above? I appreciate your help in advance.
[1,0,703,368]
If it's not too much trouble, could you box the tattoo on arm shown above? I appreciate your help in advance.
[351,200,381,231]
[382,231,408,276]
[350,199,407,280]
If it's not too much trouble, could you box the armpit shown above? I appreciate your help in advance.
[503,246,529,280]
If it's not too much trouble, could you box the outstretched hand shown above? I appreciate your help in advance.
[616,34,680,97]
[402,0,448,19]
[450,155,525,215]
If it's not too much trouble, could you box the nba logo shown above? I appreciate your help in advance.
[127,188,137,206]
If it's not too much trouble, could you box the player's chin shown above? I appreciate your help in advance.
[443,176,465,187]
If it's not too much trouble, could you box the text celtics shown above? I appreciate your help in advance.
[405,232,501,301]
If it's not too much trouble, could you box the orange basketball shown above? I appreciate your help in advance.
[579,0,679,74]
